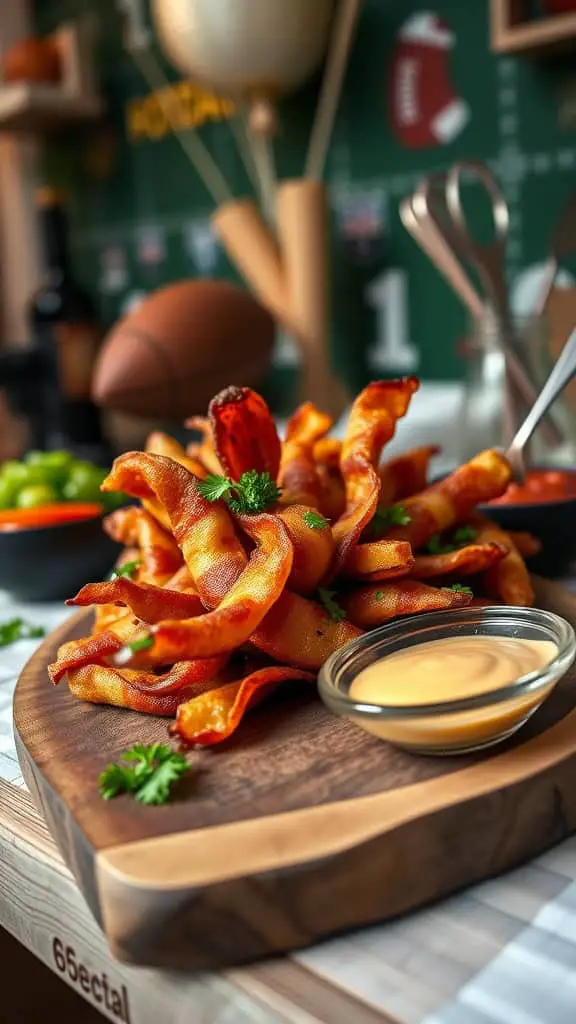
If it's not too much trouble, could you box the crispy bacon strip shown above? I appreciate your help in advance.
[50,629,126,684]
[313,437,342,468]
[471,515,535,606]
[250,591,362,670]
[66,664,210,715]
[331,379,419,575]
[386,450,512,551]
[124,512,292,665]
[172,666,315,745]
[506,530,542,558]
[184,416,223,475]
[411,542,507,580]
[103,506,183,584]
[209,386,281,481]
[342,580,472,628]
[379,445,440,504]
[68,578,205,624]
[121,656,228,695]
[102,453,246,605]
[276,505,335,594]
[343,539,414,581]
[316,463,346,521]
[278,402,332,508]
[145,430,207,478]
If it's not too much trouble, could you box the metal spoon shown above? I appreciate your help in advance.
[506,326,576,482]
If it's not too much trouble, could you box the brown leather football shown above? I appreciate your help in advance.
[91,279,275,419]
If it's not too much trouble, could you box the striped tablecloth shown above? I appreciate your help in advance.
[2,581,576,1024]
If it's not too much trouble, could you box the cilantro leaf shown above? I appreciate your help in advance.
[442,584,473,596]
[110,558,142,580]
[198,470,281,514]
[365,503,411,539]
[303,510,328,530]
[99,744,191,805]
[0,618,45,648]
[317,587,346,623]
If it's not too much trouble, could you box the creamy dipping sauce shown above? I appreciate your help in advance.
[350,635,557,706]
[348,635,558,752]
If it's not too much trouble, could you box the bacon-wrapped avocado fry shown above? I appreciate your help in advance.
[343,539,414,581]
[411,542,507,580]
[471,514,535,607]
[385,449,512,551]
[184,415,223,475]
[276,504,335,594]
[66,659,224,715]
[172,665,316,745]
[145,430,208,478]
[331,378,419,574]
[102,452,246,606]
[209,386,281,481]
[119,512,293,665]
[103,506,183,584]
[379,445,440,505]
[342,579,473,628]
[68,577,205,624]
[278,401,332,509]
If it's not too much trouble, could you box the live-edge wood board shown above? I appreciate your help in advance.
[13,578,576,971]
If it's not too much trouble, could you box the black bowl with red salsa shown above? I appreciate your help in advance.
[478,467,576,578]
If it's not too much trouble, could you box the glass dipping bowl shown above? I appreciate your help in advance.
[318,607,576,756]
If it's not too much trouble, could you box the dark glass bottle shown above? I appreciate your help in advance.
[28,187,111,464]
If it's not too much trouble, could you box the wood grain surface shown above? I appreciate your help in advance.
[13,578,576,971]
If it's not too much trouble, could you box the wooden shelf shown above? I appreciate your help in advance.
[0,82,103,133]
[491,0,576,55]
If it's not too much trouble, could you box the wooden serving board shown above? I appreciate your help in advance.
[13,578,576,972]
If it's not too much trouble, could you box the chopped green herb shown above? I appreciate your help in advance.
[99,743,191,805]
[365,503,411,539]
[198,470,281,514]
[374,591,385,600]
[317,587,346,623]
[0,618,45,647]
[128,634,154,654]
[453,526,477,545]
[110,558,142,580]
[427,534,454,555]
[303,510,328,530]
[428,525,478,555]
[442,584,473,597]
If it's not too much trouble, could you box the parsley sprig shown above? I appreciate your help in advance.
[0,618,45,648]
[198,470,281,514]
[303,510,328,530]
[317,587,346,623]
[365,503,411,539]
[99,743,191,805]
[442,584,473,597]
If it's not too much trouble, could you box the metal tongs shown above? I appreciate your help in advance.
[402,161,562,448]
[506,327,576,482]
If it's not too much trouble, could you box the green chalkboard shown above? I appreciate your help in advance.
[34,0,576,413]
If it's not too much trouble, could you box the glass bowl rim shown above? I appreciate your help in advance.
[318,606,576,719]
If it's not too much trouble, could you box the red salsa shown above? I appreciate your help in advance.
[489,469,576,506]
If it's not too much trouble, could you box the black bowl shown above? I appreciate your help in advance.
[0,515,121,602]
[477,468,576,578]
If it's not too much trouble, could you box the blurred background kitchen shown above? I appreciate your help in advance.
[0,0,576,473]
